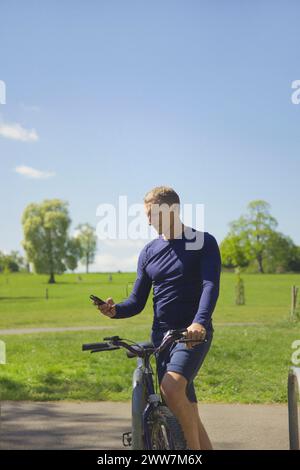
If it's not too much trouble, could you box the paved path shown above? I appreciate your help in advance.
[0,326,115,335]
[0,401,289,450]
[0,323,264,336]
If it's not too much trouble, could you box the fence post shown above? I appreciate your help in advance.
[291,286,299,320]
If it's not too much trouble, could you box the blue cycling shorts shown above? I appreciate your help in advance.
[151,329,213,403]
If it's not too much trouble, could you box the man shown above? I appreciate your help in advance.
[94,186,221,450]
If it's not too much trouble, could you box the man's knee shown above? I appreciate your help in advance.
[160,371,188,404]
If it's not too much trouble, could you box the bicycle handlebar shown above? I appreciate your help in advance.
[82,328,207,357]
[82,342,120,352]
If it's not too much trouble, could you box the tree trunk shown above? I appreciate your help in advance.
[257,255,264,273]
[47,229,55,283]
[86,255,89,274]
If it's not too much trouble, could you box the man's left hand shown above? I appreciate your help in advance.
[184,323,207,349]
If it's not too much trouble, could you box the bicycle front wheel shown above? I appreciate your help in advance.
[147,405,187,450]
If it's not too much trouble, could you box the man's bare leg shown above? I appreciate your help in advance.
[190,402,213,450]
[160,371,201,449]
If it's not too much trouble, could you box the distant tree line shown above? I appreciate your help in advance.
[1,198,299,282]
[0,250,28,273]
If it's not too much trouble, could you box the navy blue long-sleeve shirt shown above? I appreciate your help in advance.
[112,227,221,333]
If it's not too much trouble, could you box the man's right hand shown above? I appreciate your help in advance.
[93,297,116,318]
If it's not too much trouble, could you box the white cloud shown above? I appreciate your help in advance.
[101,239,148,249]
[76,238,154,272]
[85,253,139,272]
[0,122,39,142]
[15,165,55,179]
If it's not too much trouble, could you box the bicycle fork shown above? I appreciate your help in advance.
[122,357,162,450]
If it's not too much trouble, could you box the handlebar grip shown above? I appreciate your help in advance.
[82,342,110,351]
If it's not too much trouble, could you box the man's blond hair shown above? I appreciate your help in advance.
[143,186,180,207]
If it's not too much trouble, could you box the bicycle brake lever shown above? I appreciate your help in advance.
[103,336,121,341]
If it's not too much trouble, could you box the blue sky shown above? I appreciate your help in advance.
[0,1,299,271]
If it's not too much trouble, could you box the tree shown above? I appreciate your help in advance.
[220,234,250,269]
[65,238,82,272]
[243,200,278,273]
[221,200,278,273]
[22,199,80,283]
[0,251,3,271]
[0,250,26,272]
[264,232,300,273]
[75,223,97,273]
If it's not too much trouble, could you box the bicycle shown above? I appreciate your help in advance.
[82,328,207,450]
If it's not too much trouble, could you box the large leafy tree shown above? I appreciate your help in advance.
[22,199,80,283]
[242,200,278,273]
[75,223,97,273]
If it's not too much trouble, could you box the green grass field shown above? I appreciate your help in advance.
[0,272,299,403]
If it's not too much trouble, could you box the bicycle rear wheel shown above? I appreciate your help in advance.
[147,405,187,450]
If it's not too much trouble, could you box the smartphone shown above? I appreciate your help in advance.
[90,294,106,305]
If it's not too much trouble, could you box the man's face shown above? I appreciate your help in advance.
[144,202,176,235]
[144,202,161,233]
